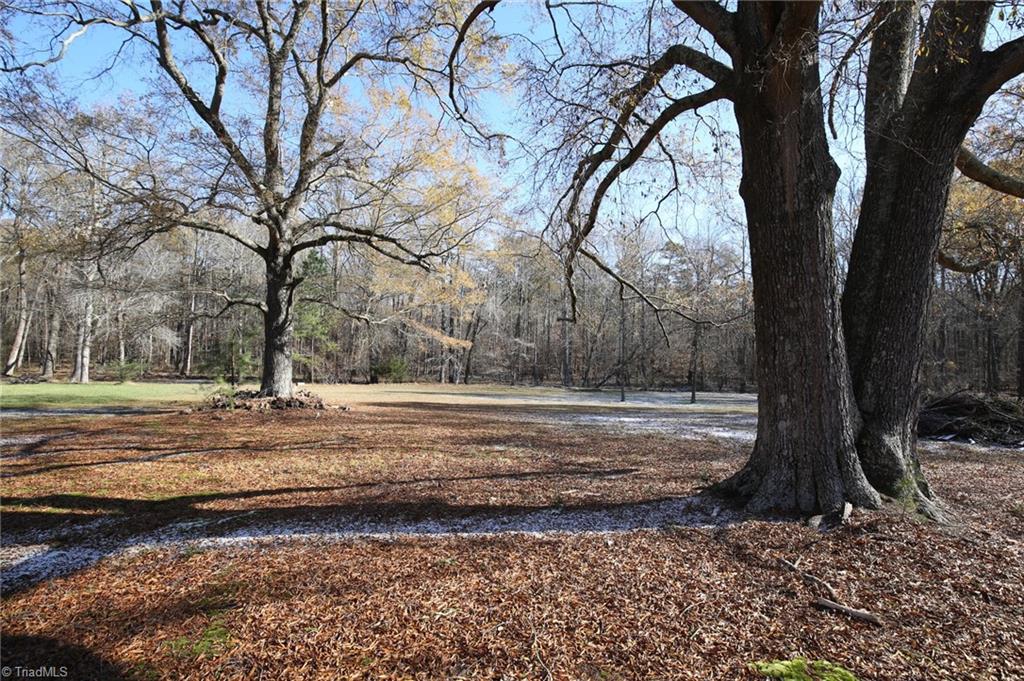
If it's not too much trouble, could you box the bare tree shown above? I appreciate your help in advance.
[3,0,496,395]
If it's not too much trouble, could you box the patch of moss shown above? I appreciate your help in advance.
[750,657,858,681]
[167,620,232,659]
[126,661,161,680]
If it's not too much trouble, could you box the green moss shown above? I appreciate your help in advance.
[167,620,232,659]
[750,657,858,681]
[126,662,161,680]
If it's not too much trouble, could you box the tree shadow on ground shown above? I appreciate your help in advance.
[0,470,745,595]
[0,634,132,680]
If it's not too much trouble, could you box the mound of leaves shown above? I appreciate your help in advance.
[918,391,1024,447]
[206,388,327,411]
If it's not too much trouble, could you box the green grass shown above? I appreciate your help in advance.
[1,379,759,413]
[0,381,211,409]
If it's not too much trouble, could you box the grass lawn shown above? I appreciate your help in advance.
[0,381,212,409]
[1,380,759,412]
[1,400,1021,679]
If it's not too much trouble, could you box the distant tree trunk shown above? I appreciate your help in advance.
[69,295,94,384]
[260,253,295,397]
[1018,284,1024,398]
[3,248,28,376]
[984,318,999,394]
[179,292,196,376]
[561,287,573,388]
[117,311,127,365]
[719,3,879,514]
[462,311,482,384]
[688,321,701,405]
[14,290,38,371]
[41,281,61,380]
[618,284,626,403]
[510,287,523,385]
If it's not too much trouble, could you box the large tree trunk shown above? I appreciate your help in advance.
[3,248,28,376]
[842,131,963,506]
[720,3,879,515]
[260,254,295,397]
[841,2,999,513]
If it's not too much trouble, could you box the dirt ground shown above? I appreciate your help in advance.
[1,398,1022,680]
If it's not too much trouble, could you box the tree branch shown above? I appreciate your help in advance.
[671,1,737,58]
[956,146,1024,199]
[447,0,501,115]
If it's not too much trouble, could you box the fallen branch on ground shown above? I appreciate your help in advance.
[778,557,840,602]
[780,557,883,626]
[812,597,883,626]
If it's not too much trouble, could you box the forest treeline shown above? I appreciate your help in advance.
[2,166,1020,396]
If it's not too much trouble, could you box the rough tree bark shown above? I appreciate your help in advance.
[842,1,1024,513]
[261,252,296,397]
[718,2,880,514]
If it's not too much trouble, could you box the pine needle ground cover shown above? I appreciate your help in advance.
[1,405,1021,679]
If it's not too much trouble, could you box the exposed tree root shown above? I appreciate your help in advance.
[713,436,881,518]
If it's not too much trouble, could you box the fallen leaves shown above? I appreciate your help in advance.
[1,404,1022,679]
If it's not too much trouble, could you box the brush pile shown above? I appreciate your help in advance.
[918,392,1024,447]
[206,389,327,411]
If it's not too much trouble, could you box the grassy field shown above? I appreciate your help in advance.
[0,381,211,409]
[1,380,759,412]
